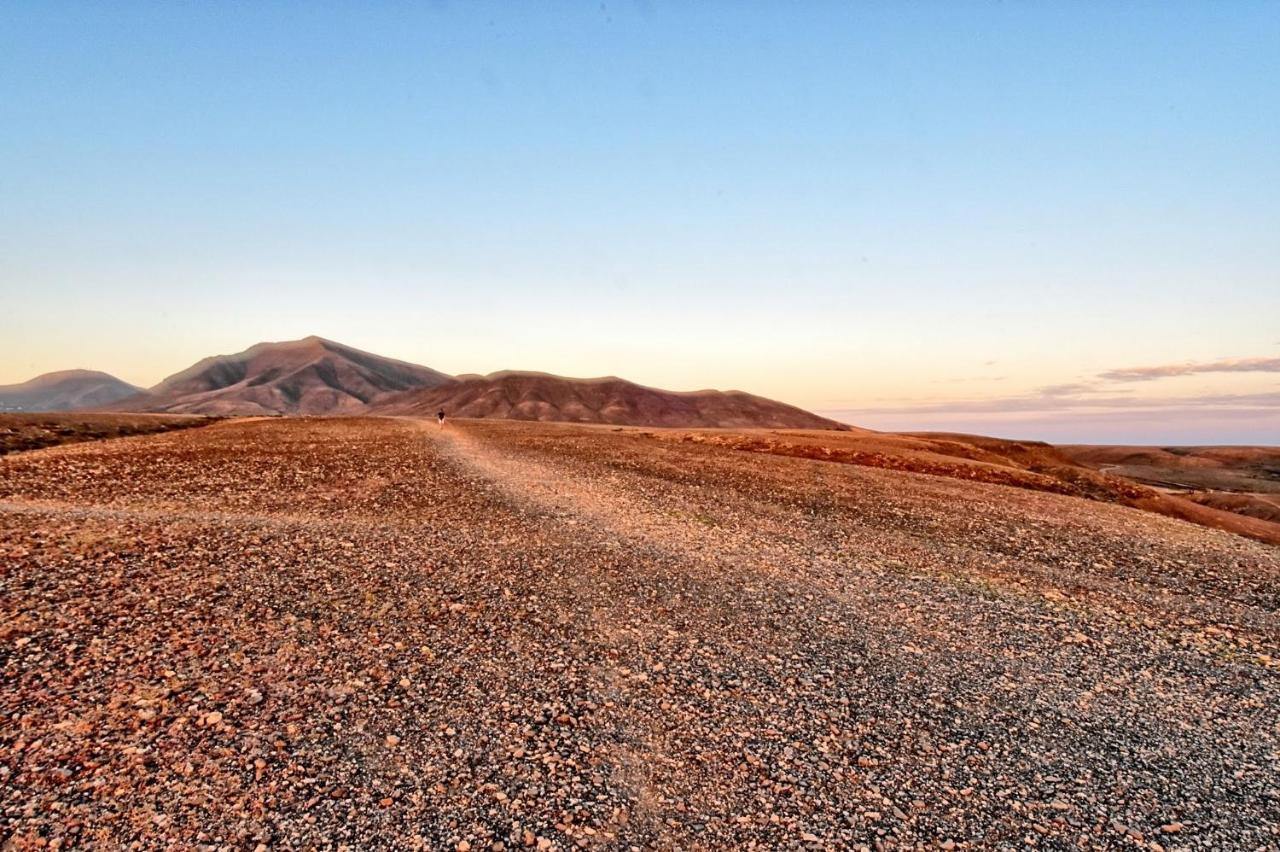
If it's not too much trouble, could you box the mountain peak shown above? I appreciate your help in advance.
[127,337,453,416]
[23,368,117,384]
[245,335,330,353]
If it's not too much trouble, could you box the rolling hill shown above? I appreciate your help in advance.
[371,370,849,430]
[0,370,142,412]
[1060,444,1280,492]
[1061,443,1280,528]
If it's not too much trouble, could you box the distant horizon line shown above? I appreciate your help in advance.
[4,332,1278,447]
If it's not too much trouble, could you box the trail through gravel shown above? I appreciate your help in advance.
[2,417,1278,850]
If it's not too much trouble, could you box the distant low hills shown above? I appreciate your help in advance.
[371,370,848,430]
[652,428,1280,545]
[1,336,841,429]
[1061,443,1280,527]
[0,370,141,412]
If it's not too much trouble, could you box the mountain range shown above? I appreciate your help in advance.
[3,336,846,429]
[370,370,841,429]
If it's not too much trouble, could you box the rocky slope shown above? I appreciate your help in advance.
[653,427,1280,545]
[2,417,1277,848]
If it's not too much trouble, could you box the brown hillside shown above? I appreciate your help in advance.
[1186,491,1280,524]
[373,371,847,430]
[1060,443,1280,531]
[644,427,1280,545]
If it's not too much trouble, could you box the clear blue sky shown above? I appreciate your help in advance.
[2,2,1277,442]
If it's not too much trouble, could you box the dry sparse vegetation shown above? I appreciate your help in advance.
[0,413,217,456]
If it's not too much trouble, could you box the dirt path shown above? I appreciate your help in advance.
[2,417,1278,849]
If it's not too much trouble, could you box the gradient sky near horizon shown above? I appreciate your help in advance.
[2,2,1278,443]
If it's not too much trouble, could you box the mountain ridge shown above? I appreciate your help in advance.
[371,370,848,430]
[31,336,846,429]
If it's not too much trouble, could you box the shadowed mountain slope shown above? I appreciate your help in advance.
[372,370,849,430]
[0,370,142,412]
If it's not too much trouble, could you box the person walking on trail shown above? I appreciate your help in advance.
[436,409,446,428]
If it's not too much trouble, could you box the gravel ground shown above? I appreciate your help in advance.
[2,417,1277,850]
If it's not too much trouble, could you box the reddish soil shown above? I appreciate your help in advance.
[1186,491,1280,524]
[2,417,1277,848]
[654,428,1280,545]
[1061,444,1280,493]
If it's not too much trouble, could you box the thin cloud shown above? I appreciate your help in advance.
[827,355,1280,423]
[829,391,1280,418]
[1037,382,1097,397]
[828,404,1280,446]
[1098,356,1280,383]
